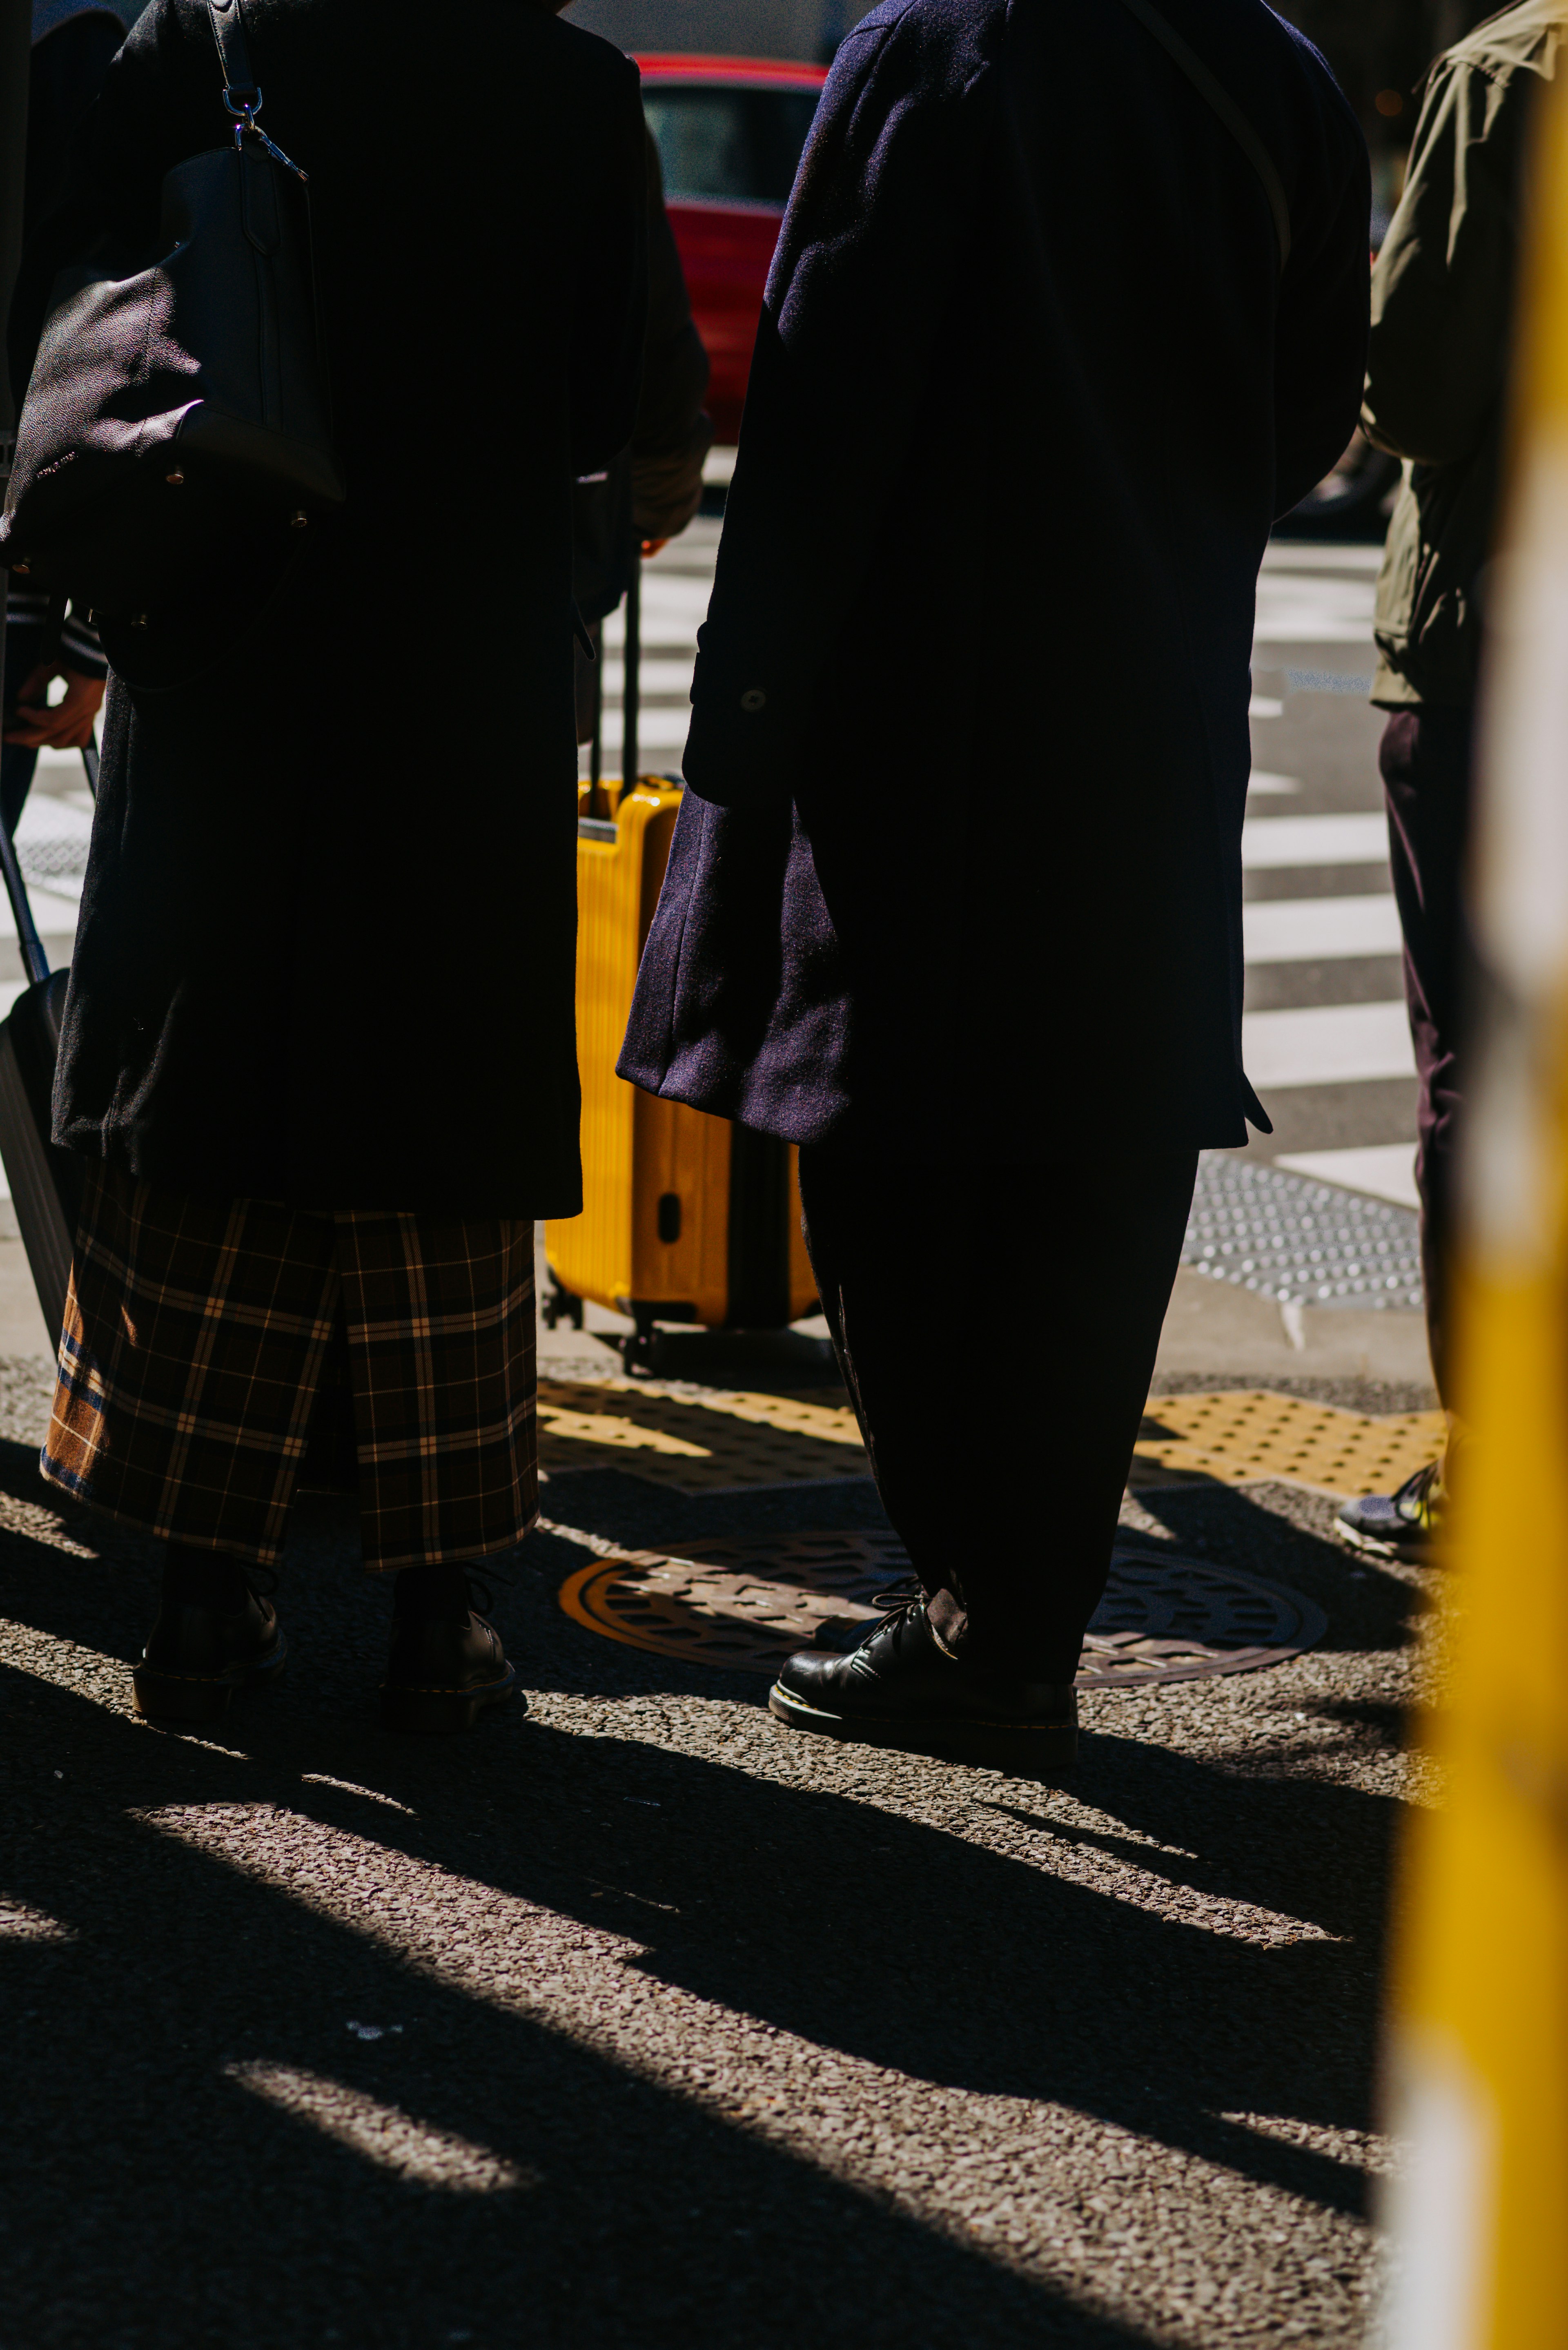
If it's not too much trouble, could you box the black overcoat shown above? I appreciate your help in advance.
[9,0,647,1212]
[618,0,1370,1157]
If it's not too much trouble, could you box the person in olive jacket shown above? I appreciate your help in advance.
[618,0,1369,1770]
[7,0,647,1732]
[1337,0,1565,1567]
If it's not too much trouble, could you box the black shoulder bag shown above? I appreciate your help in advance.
[0,0,344,629]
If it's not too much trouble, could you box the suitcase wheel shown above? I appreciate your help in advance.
[541,1281,584,1333]
[622,1309,662,1378]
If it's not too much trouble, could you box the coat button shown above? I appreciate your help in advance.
[740,688,766,712]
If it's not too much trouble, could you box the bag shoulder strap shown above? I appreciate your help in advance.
[205,0,259,109]
[1115,0,1292,270]
[202,0,309,180]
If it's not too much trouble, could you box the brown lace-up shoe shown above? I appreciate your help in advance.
[132,1587,288,1724]
[379,1583,518,1735]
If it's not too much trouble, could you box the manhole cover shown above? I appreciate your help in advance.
[558,1531,1326,1687]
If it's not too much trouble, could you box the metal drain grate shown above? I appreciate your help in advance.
[557,1530,1326,1687]
[1183,1155,1423,1309]
[537,1379,866,1491]
[1132,1389,1445,1498]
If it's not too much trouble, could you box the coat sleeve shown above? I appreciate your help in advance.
[1361,56,1528,470]
[681,12,987,809]
[567,57,650,483]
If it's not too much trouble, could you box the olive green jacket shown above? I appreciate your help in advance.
[1365,0,1566,707]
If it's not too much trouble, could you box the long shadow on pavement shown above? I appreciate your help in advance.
[0,1449,1411,2348]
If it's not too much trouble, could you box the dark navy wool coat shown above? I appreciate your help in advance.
[618,0,1370,1156]
[10,0,646,1213]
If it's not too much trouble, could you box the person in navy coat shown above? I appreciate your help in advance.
[619,0,1370,1770]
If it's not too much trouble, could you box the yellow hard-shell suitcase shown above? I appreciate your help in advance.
[544,771,818,1372]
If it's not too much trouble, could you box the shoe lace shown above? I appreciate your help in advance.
[870,1576,921,1612]
[464,1569,512,1618]
[834,1578,922,1651]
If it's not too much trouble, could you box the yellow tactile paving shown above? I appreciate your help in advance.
[536,1377,1444,1501]
[1132,1389,1447,1499]
[536,1378,866,1490]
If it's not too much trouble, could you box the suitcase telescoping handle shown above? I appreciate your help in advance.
[586,547,641,798]
[622,547,640,793]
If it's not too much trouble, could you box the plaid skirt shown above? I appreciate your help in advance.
[42,1164,538,1571]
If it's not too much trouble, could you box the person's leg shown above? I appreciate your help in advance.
[332,1209,536,1732]
[1337,707,1474,1560]
[780,1144,1196,1755]
[1380,704,1475,1401]
[42,1167,346,1720]
[134,1541,289,1722]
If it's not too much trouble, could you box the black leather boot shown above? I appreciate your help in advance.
[133,1549,287,1724]
[380,1567,518,1735]
[770,1596,1077,1775]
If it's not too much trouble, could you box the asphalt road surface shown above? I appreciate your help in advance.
[0,1325,1435,2348]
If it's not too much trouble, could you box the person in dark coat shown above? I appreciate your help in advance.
[617,0,1370,1769]
[7,0,647,1730]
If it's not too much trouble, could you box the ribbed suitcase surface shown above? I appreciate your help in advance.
[545,774,817,1365]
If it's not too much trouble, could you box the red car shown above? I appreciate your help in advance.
[636,55,829,446]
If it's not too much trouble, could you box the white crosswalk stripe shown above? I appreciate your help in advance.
[1252,572,1376,642]
[1240,812,1389,867]
[1241,999,1415,1088]
[1247,769,1300,795]
[1241,549,1417,1202]
[1274,1144,1420,1208]
[1242,894,1403,962]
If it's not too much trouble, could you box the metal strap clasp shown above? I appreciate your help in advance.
[224,87,309,181]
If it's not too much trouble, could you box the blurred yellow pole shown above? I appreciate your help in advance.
[1378,59,1568,2350]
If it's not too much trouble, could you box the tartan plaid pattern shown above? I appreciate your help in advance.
[42,1164,538,1571]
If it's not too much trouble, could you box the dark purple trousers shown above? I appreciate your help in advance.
[1379,705,1475,1407]
[797,1147,1197,1680]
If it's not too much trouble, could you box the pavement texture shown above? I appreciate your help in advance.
[0,1268,1441,2348]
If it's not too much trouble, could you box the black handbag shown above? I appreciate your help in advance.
[0,0,344,628]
